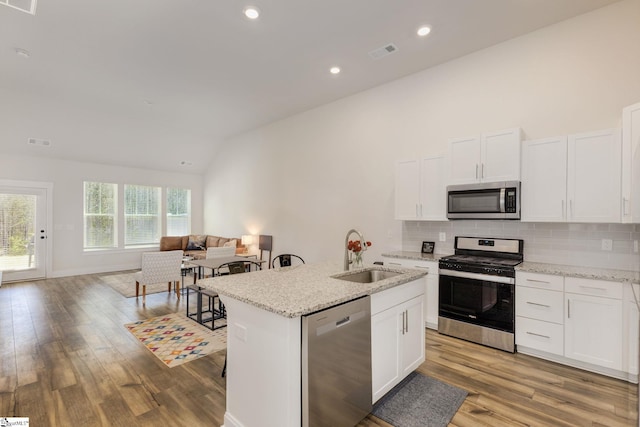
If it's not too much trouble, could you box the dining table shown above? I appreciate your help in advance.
[184,256,266,327]
[187,255,265,279]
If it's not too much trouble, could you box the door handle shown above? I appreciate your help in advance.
[405,310,409,334]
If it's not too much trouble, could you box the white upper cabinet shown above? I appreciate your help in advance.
[395,159,420,220]
[622,102,640,223]
[521,136,568,222]
[521,129,622,223]
[567,129,621,223]
[448,136,481,184]
[395,156,446,221]
[481,128,523,182]
[448,128,522,185]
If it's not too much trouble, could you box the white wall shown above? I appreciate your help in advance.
[203,0,640,269]
[0,153,203,277]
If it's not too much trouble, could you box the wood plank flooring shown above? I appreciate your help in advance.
[0,273,637,426]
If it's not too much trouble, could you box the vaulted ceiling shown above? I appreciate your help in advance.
[0,0,620,173]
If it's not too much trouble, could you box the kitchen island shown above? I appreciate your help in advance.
[197,261,427,427]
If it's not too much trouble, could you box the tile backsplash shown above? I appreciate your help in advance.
[402,221,640,272]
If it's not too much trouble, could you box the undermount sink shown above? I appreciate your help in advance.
[333,269,401,284]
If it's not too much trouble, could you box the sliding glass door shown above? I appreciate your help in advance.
[0,184,48,282]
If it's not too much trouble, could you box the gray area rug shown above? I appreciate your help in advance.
[99,270,171,298]
[372,371,467,427]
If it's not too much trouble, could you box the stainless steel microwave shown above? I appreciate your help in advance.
[447,181,520,220]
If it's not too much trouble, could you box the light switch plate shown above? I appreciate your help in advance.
[601,239,613,251]
[439,232,446,242]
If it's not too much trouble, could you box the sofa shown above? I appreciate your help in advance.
[159,234,245,259]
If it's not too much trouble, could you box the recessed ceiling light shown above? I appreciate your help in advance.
[330,66,341,75]
[15,47,30,58]
[417,26,431,37]
[244,6,260,20]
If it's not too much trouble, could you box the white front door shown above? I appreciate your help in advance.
[0,183,50,282]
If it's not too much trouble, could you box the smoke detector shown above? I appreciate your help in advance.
[27,138,51,147]
[368,43,398,60]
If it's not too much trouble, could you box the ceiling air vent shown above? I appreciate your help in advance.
[28,138,51,147]
[368,43,398,60]
[1,0,37,14]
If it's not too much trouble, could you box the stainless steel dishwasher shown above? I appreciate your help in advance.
[302,295,372,427]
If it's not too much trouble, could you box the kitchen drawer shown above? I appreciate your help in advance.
[516,271,563,292]
[383,257,436,273]
[516,316,564,356]
[516,286,563,324]
[565,277,623,300]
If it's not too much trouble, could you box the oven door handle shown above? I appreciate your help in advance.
[439,269,515,285]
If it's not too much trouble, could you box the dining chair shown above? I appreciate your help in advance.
[272,254,305,268]
[133,250,183,300]
[205,246,237,276]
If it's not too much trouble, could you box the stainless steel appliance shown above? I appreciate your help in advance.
[438,236,523,352]
[302,296,372,427]
[447,180,520,220]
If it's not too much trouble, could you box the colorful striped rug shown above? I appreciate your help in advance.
[125,312,226,368]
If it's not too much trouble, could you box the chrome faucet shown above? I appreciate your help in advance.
[344,228,367,271]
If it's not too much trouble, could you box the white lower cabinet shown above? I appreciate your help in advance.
[565,277,623,371]
[516,271,637,382]
[382,256,438,330]
[624,284,639,377]
[371,279,425,403]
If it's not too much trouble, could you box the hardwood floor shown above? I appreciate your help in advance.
[0,273,637,426]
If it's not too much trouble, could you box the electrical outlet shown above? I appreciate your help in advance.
[601,239,613,251]
[439,232,446,242]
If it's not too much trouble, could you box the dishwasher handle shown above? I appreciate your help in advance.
[315,310,366,336]
[336,316,351,327]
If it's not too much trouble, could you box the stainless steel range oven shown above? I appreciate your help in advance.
[438,236,523,352]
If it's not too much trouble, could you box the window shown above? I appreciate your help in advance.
[125,184,161,246]
[167,188,191,236]
[84,182,117,249]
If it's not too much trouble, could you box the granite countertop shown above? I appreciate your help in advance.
[516,262,640,284]
[381,251,445,262]
[197,261,428,318]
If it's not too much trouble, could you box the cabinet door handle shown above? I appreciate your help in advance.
[419,204,423,217]
[416,204,419,217]
[562,200,565,219]
[405,310,409,334]
[481,163,484,179]
[475,164,478,179]
[623,197,630,216]
[526,331,550,339]
[526,278,550,284]
[567,299,570,318]
[388,262,402,266]
[526,301,550,308]
[569,200,573,218]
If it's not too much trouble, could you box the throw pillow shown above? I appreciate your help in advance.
[223,239,237,248]
[186,235,207,250]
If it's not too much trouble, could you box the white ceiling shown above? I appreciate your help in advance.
[0,0,620,173]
